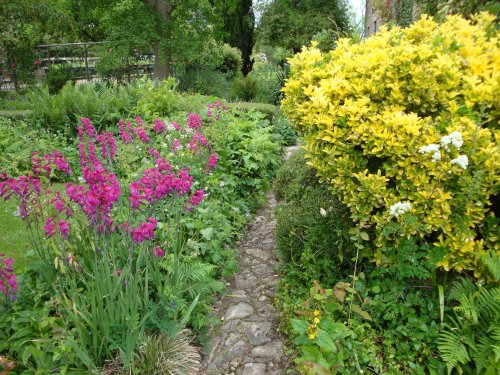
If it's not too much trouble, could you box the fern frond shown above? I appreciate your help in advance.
[473,334,498,373]
[476,286,500,321]
[438,329,470,373]
[449,278,476,301]
[482,252,500,282]
[455,294,479,324]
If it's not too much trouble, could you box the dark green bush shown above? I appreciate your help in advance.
[216,44,243,79]
[44,65,73,94]
[177,69,231,98]
[274,149,354,280]
[231,75,258,102]
[272,111,297,146]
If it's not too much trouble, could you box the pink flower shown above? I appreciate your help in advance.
[187,189,205,210]
[154,246,165,257]
[149,148,161,159]
[207,153,218,169]
[52,151,72,175]
[58,219,69,239]
[96,131,117,161]
[0,254,17,300]
[187,113,203,129]
[153,119,166,133]
[44,217,56,237]
[171,121,182,131]
[131,218,158,243]
[171,139,182,151]
[136,128,150,144]
[189,132,208,153]
[34,60,41,65]
[79,118,97,139]
[119,120,134,144]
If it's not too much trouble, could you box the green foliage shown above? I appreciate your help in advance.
[0,277,83,373]
[231,75,258,101]
[213,0,254,75]
[0,0,72,89]
[256,0,352,53]
[0,118,75,178]
[178,69,232,98]
[133,78,215,117]
[28,82,137,134]
[290,278,445,374]
[417,0,500,19]
[44,64,73,94]
[272,111,297,146]
[216,43,243,79]
[120,331,200,374]
[438,255,500,374]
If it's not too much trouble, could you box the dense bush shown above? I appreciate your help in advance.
[231,75,258,101]
[44,65,73,94]
[274,149,354,284]
[0,118,77,178]
[282,13,499,276]
[28,82,137,134]
[275,150,446,374]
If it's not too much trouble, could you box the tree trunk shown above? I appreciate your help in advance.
[143,0,175,80]
[153,43,170,80]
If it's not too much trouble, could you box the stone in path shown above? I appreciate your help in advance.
[200,155,294,374]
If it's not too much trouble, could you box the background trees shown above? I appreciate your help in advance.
[256,0,352,53]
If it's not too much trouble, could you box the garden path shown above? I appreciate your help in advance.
[200,146,299,375]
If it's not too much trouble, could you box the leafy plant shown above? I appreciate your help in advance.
[232,75,258,101]
[438,255,500,374]
[44,64,73,94]
[282,13,500,276]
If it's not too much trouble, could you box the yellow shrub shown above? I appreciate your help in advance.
[282,13,500,276]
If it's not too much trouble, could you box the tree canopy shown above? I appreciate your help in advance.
[256,0,352,53]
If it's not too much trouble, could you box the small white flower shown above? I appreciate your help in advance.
[78,176,85,183]
[440,131,463,151]
[451,155,468,170]
[432,151,441,162]
[419,144,440,154]
[388,201,412,217]
[13,207,21,217]
[220,181,225,187]
[320,208,327,217]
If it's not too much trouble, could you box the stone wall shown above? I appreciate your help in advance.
[364,0,420,37]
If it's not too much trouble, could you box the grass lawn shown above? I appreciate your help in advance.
[0,183,66,272]
[0,197,32,271]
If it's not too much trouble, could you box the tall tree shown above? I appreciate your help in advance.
[213,0,255,75]
[256,0,352,53]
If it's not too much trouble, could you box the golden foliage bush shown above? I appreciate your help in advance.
[282,13,499,276]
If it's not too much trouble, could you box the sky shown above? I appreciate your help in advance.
[349,0,365,25]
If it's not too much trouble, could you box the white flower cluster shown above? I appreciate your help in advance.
[451,155,469,170]
[389,201,412,217]
[419,143,441,162]
[440,131,463,151]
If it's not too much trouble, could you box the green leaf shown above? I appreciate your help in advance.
[351,304,372,321]
[291,319,309,335]
[316,330,337,352]
[200,227,214,240]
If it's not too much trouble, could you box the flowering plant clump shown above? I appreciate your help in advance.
[0,254,16,301]
[0,107,222,366]
[282,13,499,275]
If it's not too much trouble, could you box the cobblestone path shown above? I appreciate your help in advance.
[201,147,299,375]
